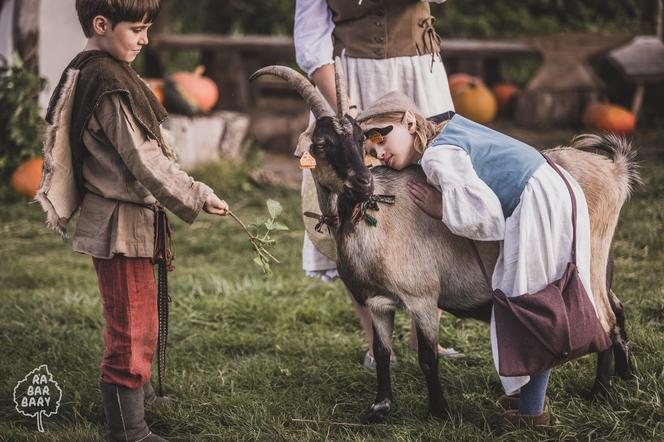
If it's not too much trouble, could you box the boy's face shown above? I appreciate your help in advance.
[363,113,420,170]
[93,16,152,63]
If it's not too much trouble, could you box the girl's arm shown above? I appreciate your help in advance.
[418,145,505,241]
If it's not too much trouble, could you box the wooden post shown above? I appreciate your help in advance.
[657,0,663,39]
[143,0,170,77]
[12,0,39,72]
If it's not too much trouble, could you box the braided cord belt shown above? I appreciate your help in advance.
[153,206,174,397]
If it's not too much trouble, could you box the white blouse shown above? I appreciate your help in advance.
[421,144,506,241]
[294,0,448,76]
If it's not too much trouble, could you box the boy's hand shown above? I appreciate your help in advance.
[407,180,442,220]
[203,193,229,216]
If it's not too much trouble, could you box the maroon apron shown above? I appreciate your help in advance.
[472,155,612,377]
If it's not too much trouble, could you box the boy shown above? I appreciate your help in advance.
[37,1,228,440]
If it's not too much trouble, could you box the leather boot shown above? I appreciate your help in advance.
[501,409,550,430]
[143,381,174,408]
[100,381,169,441]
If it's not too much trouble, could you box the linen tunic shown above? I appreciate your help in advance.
[295,0,454,271]
[72,94,212,259]
[421,144,598,394]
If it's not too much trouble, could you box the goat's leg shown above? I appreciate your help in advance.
[413,309,448,419]
[590,348,614,398]
[608,288,635,380]
[360,308,395,424]
[605,250,635,380]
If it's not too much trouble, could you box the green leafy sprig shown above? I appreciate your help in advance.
[228,199,288,276]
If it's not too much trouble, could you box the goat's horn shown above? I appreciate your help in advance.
[249,66,333,119]
[334,57,349,118]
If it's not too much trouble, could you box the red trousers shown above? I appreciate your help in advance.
[93,255,157,389]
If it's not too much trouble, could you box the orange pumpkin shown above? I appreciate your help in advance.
[11,157,43,199]
[452,80,498,124]
[143,78,165,105]
[493,82,519,115]
[168,66,219,114]
[448,73,479,95]
[583,103,636,135]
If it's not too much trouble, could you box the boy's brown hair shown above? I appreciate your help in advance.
[76,0,161,38]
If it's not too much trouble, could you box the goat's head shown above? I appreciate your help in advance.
[250,59,374,202]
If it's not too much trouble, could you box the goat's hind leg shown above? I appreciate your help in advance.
[608,289,635,380]
[360,308,395,424]
[412,307,448,419]
[590,288,635,398]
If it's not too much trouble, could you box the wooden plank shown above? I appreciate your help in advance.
[152,33,536,59]
[441,38,537,58]
[152,33,295,57]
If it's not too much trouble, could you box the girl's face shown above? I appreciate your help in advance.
[363,112,421,170]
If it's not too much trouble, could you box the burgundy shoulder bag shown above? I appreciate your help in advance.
[471,155,612,377]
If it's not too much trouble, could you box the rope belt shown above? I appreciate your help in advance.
[152,204,174,398]
[417,15,443,72]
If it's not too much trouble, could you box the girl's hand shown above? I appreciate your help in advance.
[203,193,229,216]
[407,180,442,219]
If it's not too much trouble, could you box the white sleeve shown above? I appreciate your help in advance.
[294,0,335,76]
[421,144,505,241]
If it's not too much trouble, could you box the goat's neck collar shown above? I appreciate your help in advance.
[313,181,340,230]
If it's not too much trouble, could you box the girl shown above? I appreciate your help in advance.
[358,91,599,427]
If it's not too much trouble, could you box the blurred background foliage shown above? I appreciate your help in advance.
[168,0,651,37]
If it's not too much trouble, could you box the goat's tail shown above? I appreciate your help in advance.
[570,133,642,199]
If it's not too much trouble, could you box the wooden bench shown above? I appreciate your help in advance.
[150,33,538,112]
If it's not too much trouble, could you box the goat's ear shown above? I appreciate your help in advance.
[295,121,315,158]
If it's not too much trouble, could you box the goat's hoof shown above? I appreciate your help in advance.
[427,397,448,420]
[588,382,612,400]
[618,367,637,381]
[360,399,392,424]
[428,407,447,420]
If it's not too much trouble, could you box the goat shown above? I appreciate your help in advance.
[250,64,638,422]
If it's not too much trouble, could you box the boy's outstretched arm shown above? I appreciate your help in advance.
[97,93,227,221]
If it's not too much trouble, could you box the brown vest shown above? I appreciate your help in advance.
[327,0,440,59]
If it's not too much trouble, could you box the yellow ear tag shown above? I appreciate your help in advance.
[299,151,317,169]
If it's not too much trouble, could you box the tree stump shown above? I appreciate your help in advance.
[165,111,249,170]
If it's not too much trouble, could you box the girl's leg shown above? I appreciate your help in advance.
[518,369,552,415]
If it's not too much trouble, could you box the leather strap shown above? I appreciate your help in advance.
[541,154,578,265]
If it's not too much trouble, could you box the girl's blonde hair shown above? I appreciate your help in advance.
[361,111,446,154]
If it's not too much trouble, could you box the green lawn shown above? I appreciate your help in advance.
[1,149,663,441]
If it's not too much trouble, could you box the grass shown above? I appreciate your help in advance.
[0,143,663,441]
